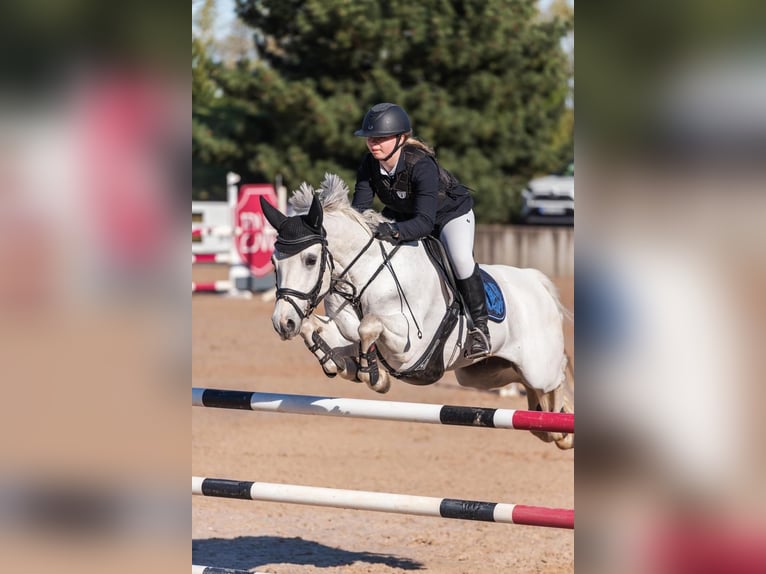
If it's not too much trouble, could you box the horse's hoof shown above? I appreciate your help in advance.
[366,375,390,394]
[369,382,390,393]
[555,433,574,450]
[365,381,390,393]
[531,430,555,443]
[364,369,391,394]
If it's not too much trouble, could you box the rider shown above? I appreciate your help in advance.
[352,102,490,359]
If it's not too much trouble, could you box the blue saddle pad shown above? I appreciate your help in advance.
[479,268,506,323]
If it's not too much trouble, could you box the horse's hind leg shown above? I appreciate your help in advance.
[528,384,574,450]
[357,314,391,393]
[524,355,574,450]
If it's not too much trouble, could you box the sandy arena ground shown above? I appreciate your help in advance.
[193,265,574,573]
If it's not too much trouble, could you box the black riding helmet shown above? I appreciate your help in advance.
[354,103,411,137]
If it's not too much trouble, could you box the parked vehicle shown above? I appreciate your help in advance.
[519,163,574,225]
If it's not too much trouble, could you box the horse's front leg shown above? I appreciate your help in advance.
[356,313,411,393]
[356,314,389,393]
[299,315,359,381]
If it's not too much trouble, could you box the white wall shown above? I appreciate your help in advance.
[474,225,574,277]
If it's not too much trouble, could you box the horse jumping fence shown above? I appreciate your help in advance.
[192,387,575,434]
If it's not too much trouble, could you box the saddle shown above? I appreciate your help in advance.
[373,236,462,385]
[422,236,506,323]
[375,237,505,384]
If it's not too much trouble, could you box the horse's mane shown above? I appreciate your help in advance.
[288,173,389,233]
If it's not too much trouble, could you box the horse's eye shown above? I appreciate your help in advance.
[305,255,317,267]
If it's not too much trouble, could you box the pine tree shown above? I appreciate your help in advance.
[194,0,572,221]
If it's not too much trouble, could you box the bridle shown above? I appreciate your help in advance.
[273,234,334,321]
[274,226,420,336]
[273,231,376,320]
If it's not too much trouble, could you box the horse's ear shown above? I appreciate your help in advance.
[306,194,323,231]
[260,196,286,230]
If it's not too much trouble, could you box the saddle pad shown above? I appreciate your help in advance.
[479,268,506,323]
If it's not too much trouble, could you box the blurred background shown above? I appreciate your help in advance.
[576,0,766,572]
[0,0,188,572]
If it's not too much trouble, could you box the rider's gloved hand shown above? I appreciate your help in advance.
[374,222,400,242]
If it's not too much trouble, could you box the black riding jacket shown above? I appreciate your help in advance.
[352,145,473,242]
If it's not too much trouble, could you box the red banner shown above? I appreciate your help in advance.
[235,184,278,277]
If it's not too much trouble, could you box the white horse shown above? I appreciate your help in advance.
[261,173,573,449]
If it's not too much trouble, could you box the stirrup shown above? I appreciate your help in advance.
[464,328,491,360]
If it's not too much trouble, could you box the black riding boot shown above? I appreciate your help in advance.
[456,265,491,359]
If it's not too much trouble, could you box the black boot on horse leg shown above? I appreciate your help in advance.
[457,265,491,359]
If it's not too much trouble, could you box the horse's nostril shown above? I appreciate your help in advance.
[285,319,296,332]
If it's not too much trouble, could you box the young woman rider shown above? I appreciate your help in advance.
[352,102,490,359]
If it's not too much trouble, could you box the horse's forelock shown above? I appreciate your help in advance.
[288,182,316,214]
[317,173,351,212]
[287,173,390,233]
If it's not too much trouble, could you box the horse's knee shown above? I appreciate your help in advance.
[299,316,317,339]
[358,315,384,347]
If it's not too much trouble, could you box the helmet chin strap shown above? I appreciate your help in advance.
[381,134,405,162]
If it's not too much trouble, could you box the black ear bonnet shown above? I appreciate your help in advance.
[260,195,325,256]
[272,214,326,255]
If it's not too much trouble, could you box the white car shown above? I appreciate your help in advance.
[519,163,574,225]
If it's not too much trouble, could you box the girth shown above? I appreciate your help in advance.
[372,236,465,384]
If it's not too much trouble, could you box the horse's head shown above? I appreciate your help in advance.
[261,194,333,340]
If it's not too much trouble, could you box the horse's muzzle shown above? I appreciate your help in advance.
[273,315,300,340]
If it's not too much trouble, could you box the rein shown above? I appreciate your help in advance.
[329,235,383,311]
[330,238,422,338]
[379,243,422,339]
[275,220,423,340]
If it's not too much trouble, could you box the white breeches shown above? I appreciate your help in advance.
[439,210,477,280]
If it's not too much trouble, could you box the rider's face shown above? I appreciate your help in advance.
[366,135,399,159]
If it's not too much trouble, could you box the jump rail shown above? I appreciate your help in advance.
[192,387,574,434]
[192,477,574,529]
[192,253,235,265]
[192,281,233,294]
[192,226,234,239]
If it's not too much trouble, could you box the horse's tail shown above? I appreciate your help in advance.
[533,270,574,323]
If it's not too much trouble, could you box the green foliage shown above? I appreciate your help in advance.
[193,0,573,221]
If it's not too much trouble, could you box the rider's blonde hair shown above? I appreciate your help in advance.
[402,134,435,156]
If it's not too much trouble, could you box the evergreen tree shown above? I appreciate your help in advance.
[194,0,572,221]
